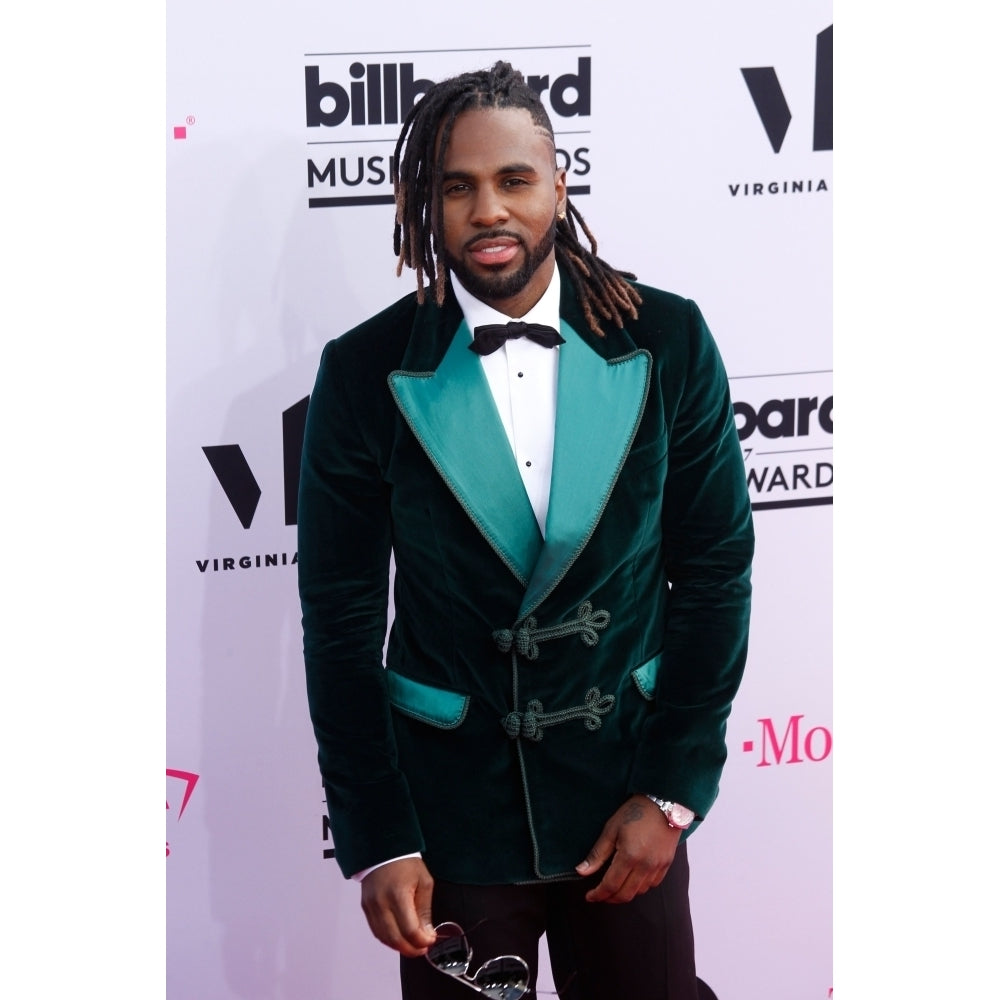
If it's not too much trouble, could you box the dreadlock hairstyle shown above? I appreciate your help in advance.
[392,60,642,338]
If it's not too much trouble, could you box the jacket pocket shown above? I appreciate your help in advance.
[386,670,470,729]
[630,652,662,702]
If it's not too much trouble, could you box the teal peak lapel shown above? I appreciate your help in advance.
[388,319,543,586]
[518,321,651,619]
[389,313,651,615]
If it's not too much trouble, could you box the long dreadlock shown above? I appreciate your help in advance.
[392,61,642,338]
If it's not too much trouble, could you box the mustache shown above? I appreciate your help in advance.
[463,230,524,252]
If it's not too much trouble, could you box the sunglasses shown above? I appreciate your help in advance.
[425,921,531,1000]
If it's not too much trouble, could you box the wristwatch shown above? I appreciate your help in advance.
[645,795,696,830]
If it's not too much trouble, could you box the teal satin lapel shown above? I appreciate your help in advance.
[519,322,651,619]
[388,320,542,586]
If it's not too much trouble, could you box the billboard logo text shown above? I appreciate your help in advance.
[306,57,591,129]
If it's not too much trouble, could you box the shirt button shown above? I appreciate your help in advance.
[525,460,532,467]
[517,372,524,378]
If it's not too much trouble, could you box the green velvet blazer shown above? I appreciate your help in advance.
[298,268,754,884]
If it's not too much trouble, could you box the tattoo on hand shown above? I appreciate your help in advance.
[622,800,645,824]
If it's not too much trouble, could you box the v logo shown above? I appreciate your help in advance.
[203,396,309,529]
[741,25,832,154]
[202,445,261,529]
[741,67,792,153]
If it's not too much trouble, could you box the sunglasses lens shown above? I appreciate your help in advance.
[471,956,530,1000]
[427,922,471,976]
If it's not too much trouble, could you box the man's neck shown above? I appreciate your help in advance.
[452,266,561,332]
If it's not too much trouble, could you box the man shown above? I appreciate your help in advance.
[298,61,753,999]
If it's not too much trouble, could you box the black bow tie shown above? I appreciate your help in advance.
[469,321,566,356]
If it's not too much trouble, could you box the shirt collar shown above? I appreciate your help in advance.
[451,266,561,336]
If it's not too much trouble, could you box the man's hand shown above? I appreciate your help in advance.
[575,794,681,903]
[360,857,437,956]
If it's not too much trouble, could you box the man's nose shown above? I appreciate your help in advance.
[470,187,509,227]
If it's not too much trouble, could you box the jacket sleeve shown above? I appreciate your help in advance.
[297,336,425,878]
[628,298,754,829]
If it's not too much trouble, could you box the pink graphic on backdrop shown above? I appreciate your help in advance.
[166,768,199,858]
[173,115,196,140]
[740,714,832,767]
[166,768,199,817]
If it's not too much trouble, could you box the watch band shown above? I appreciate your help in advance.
[645,795,696,830]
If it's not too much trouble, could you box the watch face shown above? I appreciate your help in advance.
[669,804,696,828]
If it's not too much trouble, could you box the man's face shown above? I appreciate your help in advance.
[439,107,567,318]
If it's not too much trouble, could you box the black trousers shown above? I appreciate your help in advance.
[400,842,698,1000]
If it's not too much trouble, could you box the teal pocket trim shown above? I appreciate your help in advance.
[630,652,662,702]
[386,670,470,730]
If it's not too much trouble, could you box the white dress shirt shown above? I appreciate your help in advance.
[452,268,561,538]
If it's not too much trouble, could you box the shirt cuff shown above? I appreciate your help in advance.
[352,852,423,882]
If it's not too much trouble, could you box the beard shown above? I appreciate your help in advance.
[443,219,558,305]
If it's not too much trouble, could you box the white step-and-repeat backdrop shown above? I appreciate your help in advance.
[167,3,831,997]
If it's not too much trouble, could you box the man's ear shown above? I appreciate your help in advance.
[555,168,568,217]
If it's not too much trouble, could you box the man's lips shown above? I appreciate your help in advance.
[465,236,522,267]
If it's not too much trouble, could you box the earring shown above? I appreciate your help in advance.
[557,210,566,221]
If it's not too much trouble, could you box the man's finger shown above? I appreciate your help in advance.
[394,877,437,954]
[584,853,629,902]
[415,869,435,937]
[575,831,615,876]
